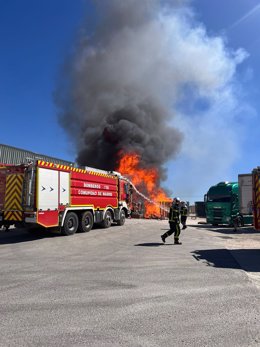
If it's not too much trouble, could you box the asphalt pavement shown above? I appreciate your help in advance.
[0,218,259,347]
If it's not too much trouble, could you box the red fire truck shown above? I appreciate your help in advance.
[0,160,133,235]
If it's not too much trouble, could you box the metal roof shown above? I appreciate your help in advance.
[0,144,75,166]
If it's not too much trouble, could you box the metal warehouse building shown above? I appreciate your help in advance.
[0,144,75,166]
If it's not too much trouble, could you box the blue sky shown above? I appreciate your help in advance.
[1,0,260,202]
[170,0,260,201]
[0,0,85,158]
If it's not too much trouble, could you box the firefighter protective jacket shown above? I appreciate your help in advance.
[180,206,188,216]
[169,205,180,223]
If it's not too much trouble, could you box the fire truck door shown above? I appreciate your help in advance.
[59,171,70,207]
[37,167,60,227]
[37,168,58,211]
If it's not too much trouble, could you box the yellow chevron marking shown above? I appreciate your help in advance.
[6,191,22,204]
[4,173,23,222]
[5,189,23,203]
[6,176,22,188]
[5,187,22,200]
[4,211,22,221]
[5,184,22,196]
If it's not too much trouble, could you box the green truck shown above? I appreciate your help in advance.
[205,176,253,226]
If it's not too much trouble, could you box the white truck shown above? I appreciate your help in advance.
[238,173,253,225]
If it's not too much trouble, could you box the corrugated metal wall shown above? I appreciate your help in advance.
[0,144,75,166]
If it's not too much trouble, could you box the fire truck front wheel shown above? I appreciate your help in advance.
[78,211,93,233]
[101,210,112,228]
[62,212,79,236]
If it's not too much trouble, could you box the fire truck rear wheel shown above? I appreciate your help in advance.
[117,210,126,226]
[62,212,79,236]
[78,211,93,233]
[101,210,112,228]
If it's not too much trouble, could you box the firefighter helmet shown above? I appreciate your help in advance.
[173,197,180,205]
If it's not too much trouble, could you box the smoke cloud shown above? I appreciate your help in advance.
[55,0,248,192]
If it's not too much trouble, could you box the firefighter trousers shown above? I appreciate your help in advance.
[181,216,187,229]
[163,221,181,241]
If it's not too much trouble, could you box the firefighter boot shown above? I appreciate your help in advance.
[161,234,167,243]
[174,239,182,245]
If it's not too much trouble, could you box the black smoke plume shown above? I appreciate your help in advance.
[55,0,183,180]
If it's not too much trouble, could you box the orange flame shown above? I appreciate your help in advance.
[117,153,172,218]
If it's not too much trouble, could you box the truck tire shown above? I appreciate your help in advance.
[117,210,126,226]
[101,210,112,228]
[62,212,79,236]
[78,211,93,233]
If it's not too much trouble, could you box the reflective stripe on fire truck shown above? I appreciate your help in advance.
[37,160,116,178]
[4,173,23,221]
[255,174,260,229]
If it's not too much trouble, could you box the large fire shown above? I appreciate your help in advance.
[117,153,172,218]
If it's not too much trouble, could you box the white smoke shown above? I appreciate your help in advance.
[55,0,249,197]
[158,9,249,201]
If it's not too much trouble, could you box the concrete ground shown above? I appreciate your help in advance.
[190,217,260,289]
[0,218,259,347]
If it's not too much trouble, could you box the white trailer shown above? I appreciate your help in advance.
[238,173,253,225]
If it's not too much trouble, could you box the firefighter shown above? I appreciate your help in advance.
[232,213,242,232]
[180,201,188,230]
[161,197,182,245]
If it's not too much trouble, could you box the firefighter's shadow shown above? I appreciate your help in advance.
[135,242,175,247]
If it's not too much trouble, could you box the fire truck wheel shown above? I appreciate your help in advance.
[117,210,126,226]
[78,211,93,233]
[62,212,79,236]
[101,210,112,228]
